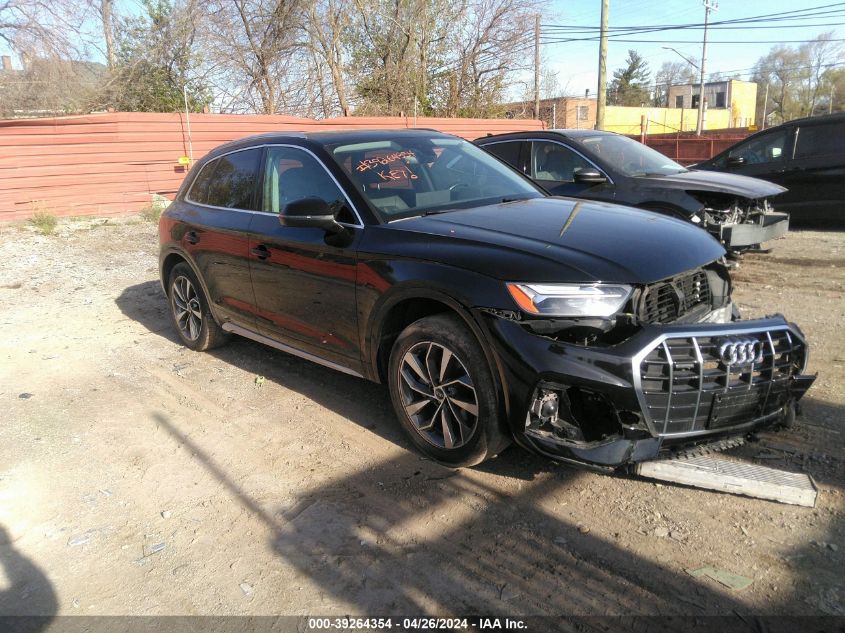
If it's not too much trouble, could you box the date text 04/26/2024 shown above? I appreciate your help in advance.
[306,618,528,630]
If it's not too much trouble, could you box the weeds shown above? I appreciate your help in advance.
[29,211,58,235]
[139,204,162,223]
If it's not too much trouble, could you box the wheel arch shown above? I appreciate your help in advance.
[159,248,223,327]
[367,286,512,423]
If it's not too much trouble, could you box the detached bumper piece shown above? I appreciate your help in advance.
[716,212,789,248]
[635,456,818,507]
[515,316,815,468]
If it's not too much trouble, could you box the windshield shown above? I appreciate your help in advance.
[578,134,687,177]
[325,135,543,221]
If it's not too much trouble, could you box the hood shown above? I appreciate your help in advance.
[641,169,786,199]
[377,197,726,284]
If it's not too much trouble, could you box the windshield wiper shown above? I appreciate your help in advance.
[421,208,459,216]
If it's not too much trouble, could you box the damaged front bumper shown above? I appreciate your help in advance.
[711,211,789,249]
[480,312,815,469]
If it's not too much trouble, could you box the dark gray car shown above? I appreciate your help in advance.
[476,129,789,252]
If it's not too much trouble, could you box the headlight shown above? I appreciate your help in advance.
[506,282,632,317]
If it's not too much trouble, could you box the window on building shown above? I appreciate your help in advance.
[576,105,589,121]
[675,95,684,108]
[691,95,700,108]
[715,91,726,108]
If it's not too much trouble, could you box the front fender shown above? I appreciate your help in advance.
[358,257,516,417]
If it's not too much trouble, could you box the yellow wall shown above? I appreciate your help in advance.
[602,106,732,135]
[728,80,757,126]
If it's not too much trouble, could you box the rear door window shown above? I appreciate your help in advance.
[203,148,262,210]
[484,141,526,173]
[795,122,845,158]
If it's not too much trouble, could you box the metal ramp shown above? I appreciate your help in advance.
[635,455,817,507]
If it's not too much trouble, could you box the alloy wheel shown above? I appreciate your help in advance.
[171,275,203,341]
[397,341,479,449]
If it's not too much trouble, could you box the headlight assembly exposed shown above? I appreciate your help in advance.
[507,282,632,317]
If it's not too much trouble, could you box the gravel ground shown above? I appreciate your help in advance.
[0,217,843,618]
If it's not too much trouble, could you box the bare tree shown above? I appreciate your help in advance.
[98,0,115,69]
[653,60,696,106]
[753,33,845,124]
[202,0,307,114]
[305,0,352,116]
[0,0,85,56]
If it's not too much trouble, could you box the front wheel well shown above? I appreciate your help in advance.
[375,297,457,383]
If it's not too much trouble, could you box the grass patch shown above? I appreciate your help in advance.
[139,204,163,223]
[29,211,58,235]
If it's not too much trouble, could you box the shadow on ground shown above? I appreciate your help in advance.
[0,525,56,630]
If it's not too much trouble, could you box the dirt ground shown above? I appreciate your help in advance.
[0,216,843,619]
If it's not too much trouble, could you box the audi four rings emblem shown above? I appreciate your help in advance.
[718,337,764,366]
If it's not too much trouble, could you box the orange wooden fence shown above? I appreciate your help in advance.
[0,112,545,221]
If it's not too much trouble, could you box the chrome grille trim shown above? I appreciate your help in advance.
[632,324,806,437]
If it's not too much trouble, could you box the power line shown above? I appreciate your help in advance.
[542,38,845,45]
[542,21,845,33]
[540,4,845,44]
[542,2,845,32]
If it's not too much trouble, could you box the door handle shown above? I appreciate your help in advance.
[185,230,199,245]
[250,245,271,260]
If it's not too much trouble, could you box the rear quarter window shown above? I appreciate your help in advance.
[795,122,845,158]
[186,160,216,204]
[189,148,262,210]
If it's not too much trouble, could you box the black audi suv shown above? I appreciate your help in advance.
[159,129,814,469]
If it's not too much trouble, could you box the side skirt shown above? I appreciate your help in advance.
[221,322,365,379]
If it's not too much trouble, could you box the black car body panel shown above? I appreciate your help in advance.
[640,169,785,199]
[475,130,790,250]
[159,129,814,469]
[378,198,725,283]
[695,113,845,223]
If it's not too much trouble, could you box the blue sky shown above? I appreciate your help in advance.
[541,0,843,97]
[2,0,839,100]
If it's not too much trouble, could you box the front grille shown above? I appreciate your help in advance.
[636,328,805,435]
[638,270,711,323]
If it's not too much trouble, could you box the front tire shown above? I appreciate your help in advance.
[167,262,229,351]
[388,314,509,467]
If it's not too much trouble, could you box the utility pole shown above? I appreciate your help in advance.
[696,0,717,136]
[596,0,609,130]
[183,84,194,163]
[534,14,541,120]
[761,83,769,129]
[830,85,836,114]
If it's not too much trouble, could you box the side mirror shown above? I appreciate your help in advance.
[280,197,341,232]
[727,156,746,168]
[573,167,607,184]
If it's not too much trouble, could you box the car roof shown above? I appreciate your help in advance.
[770,112,845,129]
[476,129,616,143]
[206,128,455,159]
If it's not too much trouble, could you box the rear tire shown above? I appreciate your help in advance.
[388,313,510,467]
[167,262,229,351]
